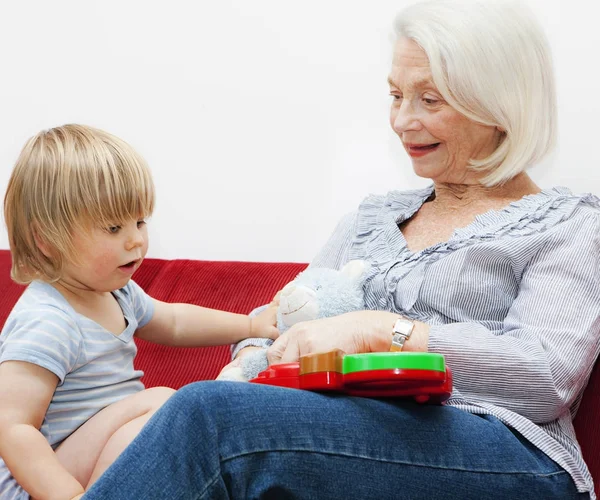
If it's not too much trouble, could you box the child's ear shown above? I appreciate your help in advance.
[32,225,53,258]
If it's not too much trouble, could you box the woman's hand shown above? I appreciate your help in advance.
[267,310,400,365]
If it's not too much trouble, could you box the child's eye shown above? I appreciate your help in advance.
[107,225,121,234]
[137,220,146,228]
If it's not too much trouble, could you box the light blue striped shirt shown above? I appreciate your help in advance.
[0,279,154,499]
[234,185,600,498]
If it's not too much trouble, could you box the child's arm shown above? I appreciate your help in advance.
[135,299,279,347]
[0,361,85,499]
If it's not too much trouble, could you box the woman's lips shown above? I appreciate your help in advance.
[406,143,441,158]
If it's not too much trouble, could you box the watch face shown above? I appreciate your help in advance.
[393,318,414,337]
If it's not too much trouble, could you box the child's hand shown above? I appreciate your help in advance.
[250,304,280,340]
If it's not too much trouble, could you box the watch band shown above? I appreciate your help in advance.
[390,317,415,352]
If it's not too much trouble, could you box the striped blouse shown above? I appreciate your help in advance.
[0,280,154,499]
[234,185,600,498]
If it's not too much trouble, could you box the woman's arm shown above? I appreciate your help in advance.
[0,361,85,499]
[308,212,356,270]
[426,214,600,423]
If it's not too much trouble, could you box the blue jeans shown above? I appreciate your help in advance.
[85,381,587,499]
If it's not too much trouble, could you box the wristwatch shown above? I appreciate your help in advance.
[390,317,415,352]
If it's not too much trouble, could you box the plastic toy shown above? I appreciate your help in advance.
[250,350,453,404]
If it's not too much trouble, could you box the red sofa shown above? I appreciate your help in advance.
[0,250,597,495]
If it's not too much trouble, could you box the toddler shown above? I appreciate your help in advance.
[0,124,279,499]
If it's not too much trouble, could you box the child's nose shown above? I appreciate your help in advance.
[125,229,144,250]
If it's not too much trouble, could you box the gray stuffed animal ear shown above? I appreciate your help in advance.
[339,259,369,280]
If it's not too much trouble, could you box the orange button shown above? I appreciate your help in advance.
[299,349,345,375]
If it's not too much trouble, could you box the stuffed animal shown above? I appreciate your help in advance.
[217,260,370,382]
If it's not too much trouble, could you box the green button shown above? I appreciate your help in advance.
[342,352,446,374]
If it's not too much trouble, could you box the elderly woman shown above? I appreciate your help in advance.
[85,1,598,498]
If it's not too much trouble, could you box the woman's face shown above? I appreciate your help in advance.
[389,37,502,184]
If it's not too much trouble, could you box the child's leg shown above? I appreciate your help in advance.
[54,386,175,489]
[85,404,161,487]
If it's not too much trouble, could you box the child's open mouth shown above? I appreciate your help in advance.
[119,260,139,273]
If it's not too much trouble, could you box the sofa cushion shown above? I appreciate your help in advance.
[131,258,307,388]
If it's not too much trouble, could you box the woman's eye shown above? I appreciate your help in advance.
[390,93,403,101]
[423,97,439,105]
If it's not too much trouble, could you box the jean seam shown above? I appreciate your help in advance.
[197,467,224,500]
[222,449,569,478]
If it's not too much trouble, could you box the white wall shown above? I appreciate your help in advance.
[0,0,597,263]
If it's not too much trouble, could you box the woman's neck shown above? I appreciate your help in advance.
[430,173,541,211]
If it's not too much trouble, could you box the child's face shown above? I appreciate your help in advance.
[61,218,149,292]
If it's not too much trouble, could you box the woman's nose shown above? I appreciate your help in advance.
[392,101,422,134]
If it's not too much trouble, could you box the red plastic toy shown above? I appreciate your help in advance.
[250,350,453,404]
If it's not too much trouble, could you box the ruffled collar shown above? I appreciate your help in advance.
[349,184,600,269]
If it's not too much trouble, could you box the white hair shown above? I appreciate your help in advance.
[394,0,557,186]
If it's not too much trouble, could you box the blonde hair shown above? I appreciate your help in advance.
[4,124,155,284]
[395,0,557,186]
